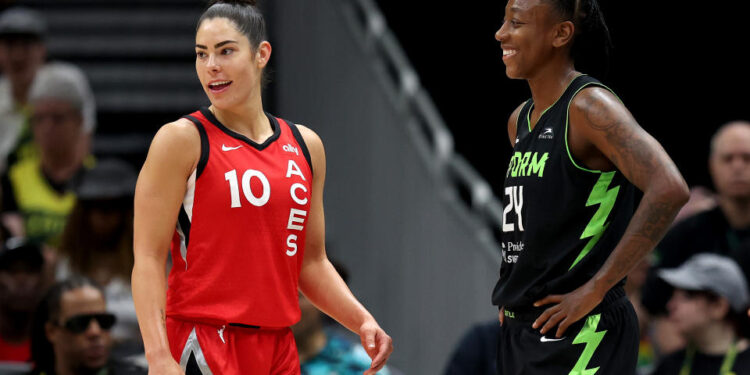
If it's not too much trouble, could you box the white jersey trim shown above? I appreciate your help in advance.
[179,327,213,375]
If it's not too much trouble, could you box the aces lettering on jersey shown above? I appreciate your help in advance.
[224,159,309,257]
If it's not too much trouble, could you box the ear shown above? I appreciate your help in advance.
[710,298,731,320]
[255,41,272,69]
[552,20,575,48]
[45,321,58,343]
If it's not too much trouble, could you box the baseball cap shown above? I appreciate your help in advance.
[658,253,750,312]
[0,238,44,272]
[76,159,137,200]
[0,7,46,39]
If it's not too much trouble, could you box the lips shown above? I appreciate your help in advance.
[502,48,518,61]
[208,80,232,93]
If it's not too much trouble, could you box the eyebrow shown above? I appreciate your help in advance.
[195,40,238,49]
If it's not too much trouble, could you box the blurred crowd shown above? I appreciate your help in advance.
[2,5,750,375]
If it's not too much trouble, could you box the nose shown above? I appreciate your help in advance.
[207,53,220,73]
[495,21,508,42]
[85,319,104,336]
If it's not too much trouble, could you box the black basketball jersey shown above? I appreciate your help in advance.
[492,75,635,309]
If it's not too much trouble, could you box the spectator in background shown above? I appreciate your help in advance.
[293,261,393,375]
[642,121,750,356]
[29,276,146,375]
[443,319,500,375]
[0,239,45,372]
[651,254,750,374]
[0,62,95,248]
[57,159,140,355]
[0,7,47,171]
[672,186,717,225]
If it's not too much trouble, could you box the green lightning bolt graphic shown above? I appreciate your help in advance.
[569,172,620,270]
[569,314,607,375]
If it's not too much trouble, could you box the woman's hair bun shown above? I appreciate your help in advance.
[208,0,257,7]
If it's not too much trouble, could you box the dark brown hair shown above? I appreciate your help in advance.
[58,198,134,283]
[545,0,612,77]
[199,0,266,51]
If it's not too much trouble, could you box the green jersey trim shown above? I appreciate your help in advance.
[514,99,529,144]
[569,171,620,270]
[563,81,623,174]
[569,314,607,375]
[526,75,585,133]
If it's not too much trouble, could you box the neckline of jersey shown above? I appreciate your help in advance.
[527,74,586,133]
[200,107,281,151]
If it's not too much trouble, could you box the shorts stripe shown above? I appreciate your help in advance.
[179,327,214,375]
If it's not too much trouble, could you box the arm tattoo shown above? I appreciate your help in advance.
[580,91,685,287]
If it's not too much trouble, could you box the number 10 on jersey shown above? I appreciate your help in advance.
[224,162,309,257]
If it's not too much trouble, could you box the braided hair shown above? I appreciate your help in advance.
[546,0,612,77]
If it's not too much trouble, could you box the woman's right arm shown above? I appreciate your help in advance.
[132,119,199,373]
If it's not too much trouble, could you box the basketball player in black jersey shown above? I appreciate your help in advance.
[491,0,689,373]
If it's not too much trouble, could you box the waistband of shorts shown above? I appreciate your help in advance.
[503,285,626,322]
[167,315,289,331]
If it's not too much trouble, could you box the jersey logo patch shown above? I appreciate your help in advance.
[538,127,554,139]
[282,143,299,155]
[222,144,243,151]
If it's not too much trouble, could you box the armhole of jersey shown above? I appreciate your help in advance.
[514,100,528,140]
[564,82,620,175]
[178,205,192,248]
[283,119,314,178]
[183,115,210,179]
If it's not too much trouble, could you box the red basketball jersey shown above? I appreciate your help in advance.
[166,108,313,327]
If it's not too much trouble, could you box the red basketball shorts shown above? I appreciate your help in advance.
[167,317,300,374]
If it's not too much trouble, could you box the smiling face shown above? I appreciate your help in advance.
[495,0,569,79]
[195,17,271,110]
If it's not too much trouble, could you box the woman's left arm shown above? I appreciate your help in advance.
[296,125,393,374]
[532,87,690,338]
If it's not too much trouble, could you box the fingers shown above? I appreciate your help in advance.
[534,294,563,307]
[540,310,566,336]
[361,328,377,357]
[556,317,573,338]
[499,307,505,326]
[368,330,394,372]
[532,304,561,330]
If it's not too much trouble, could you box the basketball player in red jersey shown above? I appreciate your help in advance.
[131,1,393,374]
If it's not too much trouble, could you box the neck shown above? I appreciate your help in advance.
[0,310,32,342]
[296,329,327,363]
[691,322,738,355]
[210,97,270,143]
[527,61,578,118]
[718,197,750,228]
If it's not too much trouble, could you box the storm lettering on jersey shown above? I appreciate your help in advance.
[285,159,309,257]
[506,151,549,178]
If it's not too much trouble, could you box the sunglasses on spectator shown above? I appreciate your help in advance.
[59,313,116,334]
